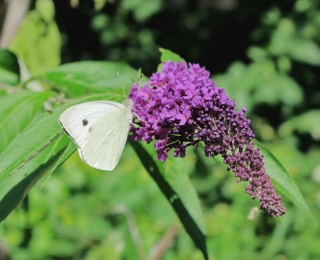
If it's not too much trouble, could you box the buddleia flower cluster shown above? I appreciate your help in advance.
[129,61,285,217]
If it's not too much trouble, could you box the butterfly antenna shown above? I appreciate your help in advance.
[117,72,127,98]
[136,70,144,84]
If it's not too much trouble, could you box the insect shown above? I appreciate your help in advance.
[59,99,133,171]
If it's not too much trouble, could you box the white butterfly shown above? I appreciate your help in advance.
[59,99,133,171]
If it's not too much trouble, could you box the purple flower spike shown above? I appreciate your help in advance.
[129,61,285,217]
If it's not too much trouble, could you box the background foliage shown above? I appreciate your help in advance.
[0,0,320,259]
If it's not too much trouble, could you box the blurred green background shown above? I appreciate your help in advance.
[0,0,320,259]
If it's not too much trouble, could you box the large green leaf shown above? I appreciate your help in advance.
[0,92,122,182]
[0,90,53,154]
[39,61,141,97]
[0,134,69,222]
[165,154,205,233]
[0,49,20,85]
[130,140,208,260]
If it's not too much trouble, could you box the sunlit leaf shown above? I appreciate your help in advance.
[39,61,140,97]
[159,48,186,63]
[36,0,55,23]
[9,4,61,76]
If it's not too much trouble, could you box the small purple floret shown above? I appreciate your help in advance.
[129,61,285,217]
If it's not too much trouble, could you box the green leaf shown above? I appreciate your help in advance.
[165,154,206,233]
[253,73,303,106]
[256,141,314,223]
[0,134,69,222]
[39,61,140,97]
[36,0,55,23]
[213,61,255,111]
[159,48,186,67]
[247,46,269,62]
[288,39,320,65]
[122,0,162,22]
[9,4,61,76]
[0,92,119,182]
[278,110,320,140]
[269,19,320,65]
[269,19,295,56]
[40,141,77,187]
[0,90,53,154]
[130,140,208,260]
[94,0,108,11]
[0,49,20,85]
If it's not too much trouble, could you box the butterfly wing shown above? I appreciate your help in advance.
[59,101,131,170]
[80,103,131,170]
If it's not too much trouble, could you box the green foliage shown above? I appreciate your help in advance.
[279,110,320,140]
[159,48,186,63]
[131,141,207,258]
[214,59,304,112]
[90,0,161,75]
[39,61,143,98]
[0,50,20,86]
[121,0,163,22]
[0,51,311,258]
[9,0,60,76]
[158,48,186,71]
[0,1,320,259]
